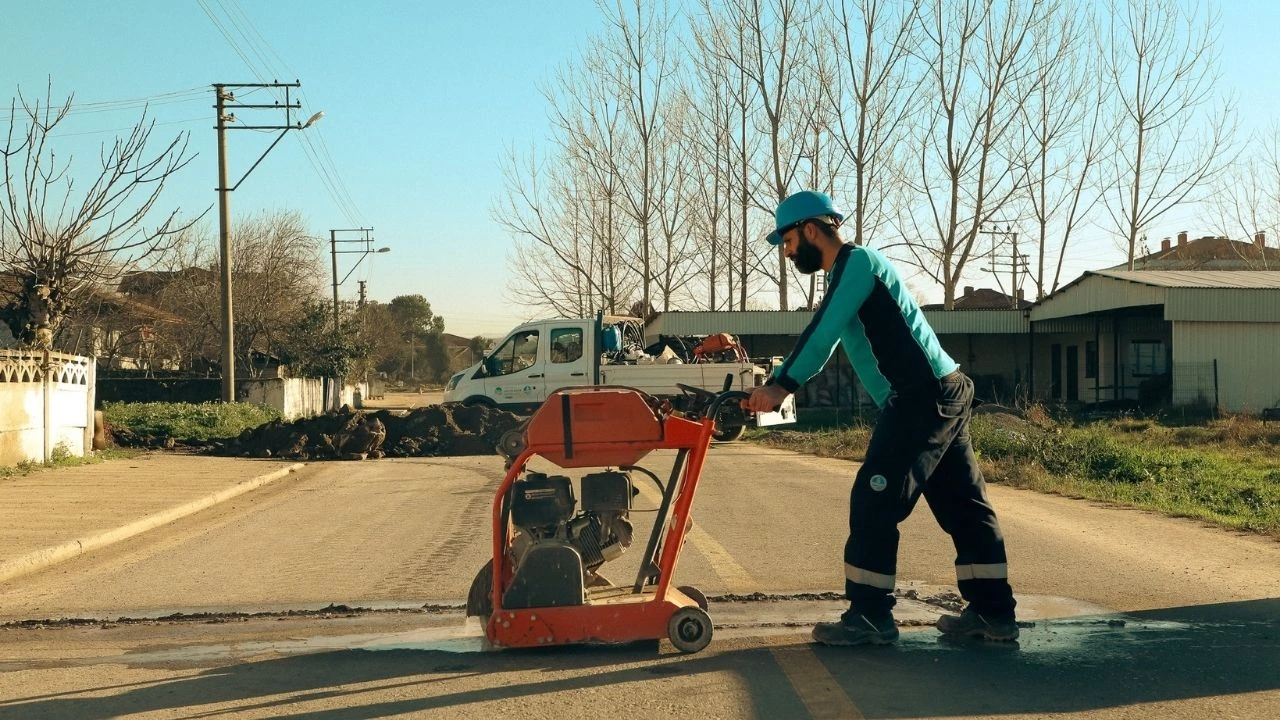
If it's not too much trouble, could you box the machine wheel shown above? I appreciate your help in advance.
[667,606,714,653]
[465,559,494,619]
[678,584,709,610]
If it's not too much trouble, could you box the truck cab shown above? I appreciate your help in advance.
[445,318,596,413]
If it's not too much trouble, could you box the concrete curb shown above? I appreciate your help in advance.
[0,463,306,585]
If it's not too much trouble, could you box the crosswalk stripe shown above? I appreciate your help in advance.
[634,479,756,592]
[771,645,866,719]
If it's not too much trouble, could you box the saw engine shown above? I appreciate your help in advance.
[498,470,634,610]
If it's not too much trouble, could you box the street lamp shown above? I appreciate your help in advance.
[214,81,322,402]
[329,228,390,331]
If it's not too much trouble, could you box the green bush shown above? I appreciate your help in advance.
[102,401,281,443]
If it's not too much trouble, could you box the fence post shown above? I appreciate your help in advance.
[42,349,52,462]
[1213,359,1220,418]
[85,356,96,454]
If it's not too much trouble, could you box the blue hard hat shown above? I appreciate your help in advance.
[765,190,845,245]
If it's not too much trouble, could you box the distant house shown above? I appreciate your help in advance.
[921,285,1033,311]
[0,271,184,370]
[116,267,217,298]
[441,332,483,372]
[1113,231,1280,271]
[60,288,186,371]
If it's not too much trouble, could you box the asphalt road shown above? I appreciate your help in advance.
[1,444,1277,718]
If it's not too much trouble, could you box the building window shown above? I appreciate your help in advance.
[1130,340,1165,378]
[1085,341,1097,379]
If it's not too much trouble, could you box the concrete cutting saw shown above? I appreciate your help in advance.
[465,383,773,653]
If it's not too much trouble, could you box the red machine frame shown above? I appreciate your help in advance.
[484,386,728,651]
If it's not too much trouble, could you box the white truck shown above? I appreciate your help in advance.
[442,314,793,440]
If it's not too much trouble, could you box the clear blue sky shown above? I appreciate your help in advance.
[2,1,1276,336]
[2,0,603,337]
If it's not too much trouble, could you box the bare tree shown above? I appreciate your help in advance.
[1014,3,1113,299]
[0,82,198,348]
[1209,123,1280,268]
[678,61,734,310]
[729,0,822,311]
[594,0,681,315]
[651,97,701,311]
[827,0,920,249]
[496,145,634,316]
[899,0,1051,309]
[544,42,633,314]
[146,211,322,376]
[691,0,770,311]
[1101,0,1235,269]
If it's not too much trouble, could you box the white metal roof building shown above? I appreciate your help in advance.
[1027,270,1280,413]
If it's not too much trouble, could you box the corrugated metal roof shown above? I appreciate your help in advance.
[646,308,1028,339]
[1031,274,1167,320]
[1089,270,1280,289]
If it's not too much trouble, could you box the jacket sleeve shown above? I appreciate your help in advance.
[769,252,874,393]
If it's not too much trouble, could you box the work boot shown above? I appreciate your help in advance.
[936,607,1020,641]
[811,611,899,646]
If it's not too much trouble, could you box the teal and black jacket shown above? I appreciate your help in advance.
[768,244,958,408]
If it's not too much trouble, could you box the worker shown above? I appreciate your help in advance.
[745,190,1019,645]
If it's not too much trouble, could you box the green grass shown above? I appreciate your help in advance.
[0,443,139,479]
[753,410,1280,537]
[101,401,282,444]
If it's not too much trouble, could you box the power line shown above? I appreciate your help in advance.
[199,0,366,226]
[58,87,208,116]
[49,116,207,138]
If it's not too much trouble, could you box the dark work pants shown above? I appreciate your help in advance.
[844,372,1017,619]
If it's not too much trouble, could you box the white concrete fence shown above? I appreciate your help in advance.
[0,350,95,466]
[0,349,368,466]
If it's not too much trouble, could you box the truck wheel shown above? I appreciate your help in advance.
[712,421,747,442]
[462,396,496,409]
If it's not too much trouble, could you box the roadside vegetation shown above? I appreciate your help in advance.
[749,408,1280,537]
[101,402,280,446]
[0,443,136,479]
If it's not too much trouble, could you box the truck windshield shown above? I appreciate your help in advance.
[485,330,540,376]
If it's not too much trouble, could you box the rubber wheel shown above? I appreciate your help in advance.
[678,584,709,610]
[667,606,713,653]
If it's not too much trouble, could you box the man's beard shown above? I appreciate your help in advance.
[791,235,824,274]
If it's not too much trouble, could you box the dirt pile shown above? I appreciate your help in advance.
[117,404,527,460]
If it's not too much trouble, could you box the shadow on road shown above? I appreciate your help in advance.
[2,598,1276,718]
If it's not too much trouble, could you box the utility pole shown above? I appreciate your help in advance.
[357,281,367,308]
[979,224,1030,308]
[329,228,386,331]
[213,81,321,402]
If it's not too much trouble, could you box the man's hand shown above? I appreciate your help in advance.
[744,383,789,413]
